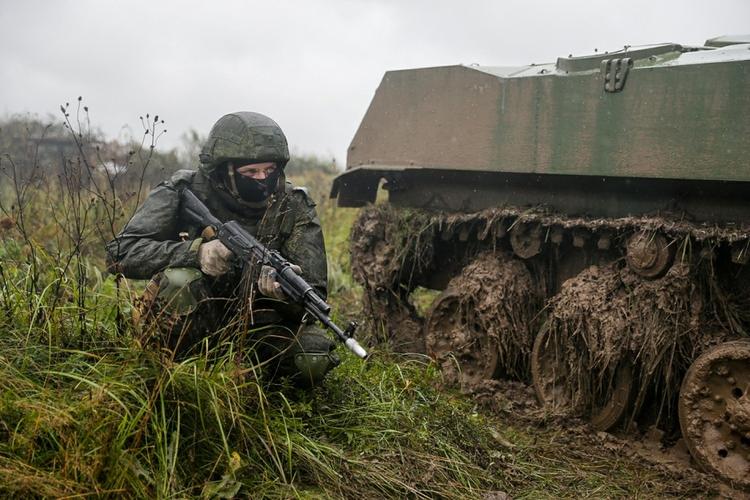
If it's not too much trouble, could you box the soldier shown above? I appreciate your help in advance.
[106,112,339,386]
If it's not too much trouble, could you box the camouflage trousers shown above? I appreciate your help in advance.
[135,267,339,386]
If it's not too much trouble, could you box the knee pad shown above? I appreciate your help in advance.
[291,326,340,386]
[156,267,207,315]
[136,267,214,356]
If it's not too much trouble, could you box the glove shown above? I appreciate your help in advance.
[257,264,301,299]
[197,240,233,277]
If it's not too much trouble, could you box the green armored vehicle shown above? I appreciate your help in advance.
[332,35,750,488]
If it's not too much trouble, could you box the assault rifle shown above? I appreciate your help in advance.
[181,188,368,359]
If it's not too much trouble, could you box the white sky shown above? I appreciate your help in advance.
[1,0,748,166]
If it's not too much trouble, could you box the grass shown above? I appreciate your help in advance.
[0,162,718,498]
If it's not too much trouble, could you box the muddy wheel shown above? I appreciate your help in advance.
[678,340,750,489]
[531,328,634,431]
[510,223,543,259]
[625,231,674,279]
[425,289,498,388]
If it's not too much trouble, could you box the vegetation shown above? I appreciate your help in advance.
[0,108,716,498]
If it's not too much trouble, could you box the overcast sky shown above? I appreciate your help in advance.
[1,0,748,166]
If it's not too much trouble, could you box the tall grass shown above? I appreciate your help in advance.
[0,245,502,497]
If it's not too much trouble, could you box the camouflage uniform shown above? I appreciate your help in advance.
[106,112,338,385]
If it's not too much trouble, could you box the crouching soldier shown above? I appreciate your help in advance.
[106,112,339,386]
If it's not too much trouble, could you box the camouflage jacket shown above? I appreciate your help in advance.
[106,169,328,298]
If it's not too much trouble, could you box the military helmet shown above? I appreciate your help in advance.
[199,112,290,173]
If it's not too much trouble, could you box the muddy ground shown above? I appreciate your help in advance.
[469,377,748,499]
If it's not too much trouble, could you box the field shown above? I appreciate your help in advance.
[0,114,734,498]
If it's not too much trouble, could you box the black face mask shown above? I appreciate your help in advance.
[227,164,281,202]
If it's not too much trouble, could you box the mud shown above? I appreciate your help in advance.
[544,263,695,419]
[542,260,748,426]
[678,340,750,490]
[361,287,426,353]
[437,204,750,244]
[470,377,748,498]
[350,204,435,292]
[351,203,750,488]
[425,252,541,388]
[350,205,435,352]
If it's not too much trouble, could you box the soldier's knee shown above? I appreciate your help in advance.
[291,325,340,387]
[154,267,207,315]
[136,267,214,357]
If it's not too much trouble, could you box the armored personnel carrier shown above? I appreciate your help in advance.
[332,35,750,487]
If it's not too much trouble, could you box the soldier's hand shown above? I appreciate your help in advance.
[258,264,302,299]
[197,240,233,277]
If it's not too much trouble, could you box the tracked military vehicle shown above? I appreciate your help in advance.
[332,35,750,488]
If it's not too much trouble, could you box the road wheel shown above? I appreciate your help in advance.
[678,339,750,489]
[531,327,634,431]
[425,289,499,388]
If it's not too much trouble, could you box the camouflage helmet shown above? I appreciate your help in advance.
[199,112,290,173]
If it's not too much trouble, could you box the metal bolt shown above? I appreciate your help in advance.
[728,377,736,385]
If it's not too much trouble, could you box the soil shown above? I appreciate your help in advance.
[541,262,705,420]
[470,377,750,498]
[425,252,541,387]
